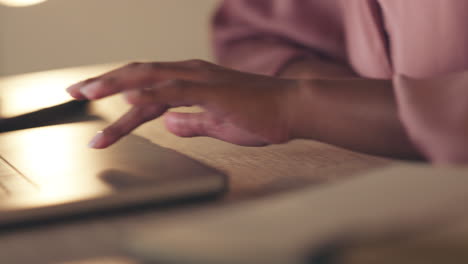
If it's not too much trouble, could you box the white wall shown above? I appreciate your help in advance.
[0,0,220,76]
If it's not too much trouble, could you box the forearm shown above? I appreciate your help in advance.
[289,78,423,160]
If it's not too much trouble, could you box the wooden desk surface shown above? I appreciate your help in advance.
[0,63,396,264]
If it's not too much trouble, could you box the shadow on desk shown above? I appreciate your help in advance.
[0,100,97,133]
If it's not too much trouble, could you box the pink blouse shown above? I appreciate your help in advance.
[213,0,468,164]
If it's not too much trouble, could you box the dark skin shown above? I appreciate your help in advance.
[66,58,423,160]
[278,57,422,160]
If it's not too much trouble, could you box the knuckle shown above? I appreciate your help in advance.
[126,61,144,68]
[141,62,167,74]
[147,62,164,70]
[185,59,209,68]
[144,87,160,100]
[183,59,218,79]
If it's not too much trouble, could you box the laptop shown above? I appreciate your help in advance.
[0,71,226,226]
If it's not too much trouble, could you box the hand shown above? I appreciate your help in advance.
[66,60,299,148]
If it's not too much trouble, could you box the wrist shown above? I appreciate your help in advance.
[278,57,322,79]
[285,79,322,141]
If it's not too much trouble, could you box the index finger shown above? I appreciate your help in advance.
[66,61,206,100]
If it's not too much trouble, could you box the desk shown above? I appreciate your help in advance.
[0,63,395,264]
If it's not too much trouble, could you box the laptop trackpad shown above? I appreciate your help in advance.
[0,120,226,225]
[100,169,162,190]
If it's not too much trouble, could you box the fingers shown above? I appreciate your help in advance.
[66,60,214,100]
[66,77,98,100]
[123,79,208,107]
[89,104,167,148]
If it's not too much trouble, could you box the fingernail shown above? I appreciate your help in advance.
[65,85,74,94]
[81,81,102,99]
[66,83,84,99]
[88,131,105,148]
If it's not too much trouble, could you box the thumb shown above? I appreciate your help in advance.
[163,111,269,146]
[163,111,221,138]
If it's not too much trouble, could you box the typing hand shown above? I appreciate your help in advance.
[66,60,299,148]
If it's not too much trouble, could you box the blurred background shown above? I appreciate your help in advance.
[0,0,220,76]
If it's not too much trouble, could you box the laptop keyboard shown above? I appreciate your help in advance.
[0,158,37,195]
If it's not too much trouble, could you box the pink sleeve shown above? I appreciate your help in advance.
[212,0,345,76]
[394,72,468,164]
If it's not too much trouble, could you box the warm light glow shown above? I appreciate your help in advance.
[8,125,106,201]
[0,123,113,208]
[0,63,121,117]
[0,71,80,118]
[0,0,47,7]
